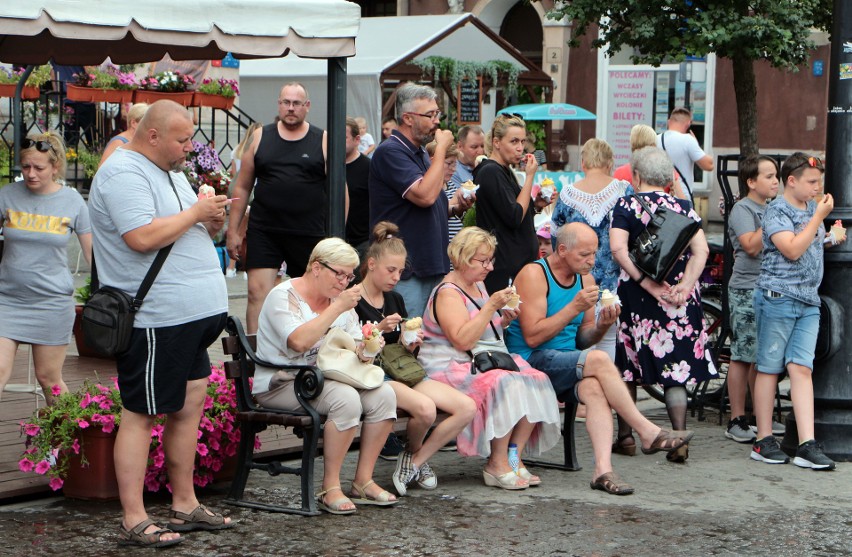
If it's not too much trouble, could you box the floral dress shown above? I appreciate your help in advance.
[551,179,632,292]
[419,282,561,459]
[611,192,717,387]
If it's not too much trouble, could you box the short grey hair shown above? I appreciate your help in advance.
[395,82,437,118]
[631,146,674,188]
[554,221,594,251]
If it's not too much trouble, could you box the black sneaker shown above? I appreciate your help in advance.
[379,432,405,461]
[793,440,836,471]
[725,416,757,443]
[750,436,789,464]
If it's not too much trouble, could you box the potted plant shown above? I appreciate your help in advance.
[183,141,231,196]
[192,77,239,110]
[134,70,196,106]
[66,66,137,104]
[19,365,249,498]
[0,64,51,99]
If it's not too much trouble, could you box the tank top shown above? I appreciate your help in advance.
[505,258,584,359]
[251,122,327,235]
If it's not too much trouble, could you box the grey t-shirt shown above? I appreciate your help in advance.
[88,149,227,328]
[727,197,765,290]
[756,196,824,306]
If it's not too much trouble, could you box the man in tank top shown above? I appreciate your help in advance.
[505,222,693,495]
[227,82,339,333]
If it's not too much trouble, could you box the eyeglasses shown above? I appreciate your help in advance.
[471,257,495,268]
[405,110,443,121]
[789,156,824,173]
[22,138,56,155]
[278,99,307,108]
[319,260,356,283]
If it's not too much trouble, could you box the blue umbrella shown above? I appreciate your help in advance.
[498,103,597,156]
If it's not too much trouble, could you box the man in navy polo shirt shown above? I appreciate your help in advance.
[369,82,473,315]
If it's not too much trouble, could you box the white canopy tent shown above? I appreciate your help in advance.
[239,14,552,138]
[0,0,359,237]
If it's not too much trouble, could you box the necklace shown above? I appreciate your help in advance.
[361,282,385,318]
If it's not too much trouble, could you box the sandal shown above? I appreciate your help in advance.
[317,486,357,515]
[168,504,234,532]
[118,518,183,548]
[666,443,689,463]
[612,434,636,456]
[641,429,694,455]
[517,467,541,486]
[590,472,635,496]
[349,479,398,507]
[482,469,528,490]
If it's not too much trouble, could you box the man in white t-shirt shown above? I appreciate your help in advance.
[450,125,485,185]
[656,107,714,196]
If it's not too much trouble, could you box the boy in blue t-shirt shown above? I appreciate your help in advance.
[750,152,839,470]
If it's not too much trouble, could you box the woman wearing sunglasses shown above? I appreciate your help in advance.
[0,132,92,404]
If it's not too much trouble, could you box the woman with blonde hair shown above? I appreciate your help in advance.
[355,221,476,495]
[419,227,561,490]
[99,103,149,166]
[473,114,550,293]
[254,238,398,514]
[0,131,91,403]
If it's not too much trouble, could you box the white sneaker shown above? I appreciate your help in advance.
[416,461,438,490]
[242,272,248,280]
[225,268,237,278]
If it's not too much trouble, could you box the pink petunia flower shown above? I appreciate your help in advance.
[34,460,51,475]
[51,384,61,396]
[48,477,64,491]
[18,458,34,473]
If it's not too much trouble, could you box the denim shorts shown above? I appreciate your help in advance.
[753,290,819,374]
[729,287,758,363]
[525,348,589,403]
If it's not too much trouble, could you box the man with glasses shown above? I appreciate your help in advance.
[656,107,713,198]
[227,82,333,333]
[369,82,473,316]
[451,125,485,186]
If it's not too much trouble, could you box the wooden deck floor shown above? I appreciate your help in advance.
[0,336,301,502]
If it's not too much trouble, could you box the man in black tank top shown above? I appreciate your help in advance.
[226,82,334,333]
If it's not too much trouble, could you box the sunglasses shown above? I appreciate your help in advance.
[22,138,57,155]
[789,156,824,173]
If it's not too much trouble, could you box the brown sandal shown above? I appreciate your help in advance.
[590,472,634,495]
[118,518,183,548]
[612,434,636,456]
[641,429,694,455]
[168,504,234,532]
[666,443,689,463]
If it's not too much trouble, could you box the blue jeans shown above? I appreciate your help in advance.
[754,289,819,374]
[395,274,444,318]
[525,348,589,403]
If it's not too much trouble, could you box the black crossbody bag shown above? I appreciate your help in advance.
[81,173,182,357]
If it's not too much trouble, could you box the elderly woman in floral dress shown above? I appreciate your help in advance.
[610,147,716,462]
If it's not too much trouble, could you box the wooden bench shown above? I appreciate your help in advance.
[221,315,326,516]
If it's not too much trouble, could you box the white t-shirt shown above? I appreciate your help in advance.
[657,130,707,194]
[358,133,376,157]
[88,149,228,328]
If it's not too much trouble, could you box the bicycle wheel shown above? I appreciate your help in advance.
[641,299,729,406]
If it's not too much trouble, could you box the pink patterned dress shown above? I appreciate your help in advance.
[419,282,561,458]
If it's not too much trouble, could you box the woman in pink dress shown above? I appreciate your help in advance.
[419,227,561,490]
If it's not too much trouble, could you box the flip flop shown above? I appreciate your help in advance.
[168,504,235,532]
[349,479,398,506]
[118,518,183,548]
[590,472,634,496]
[317,486,357,515]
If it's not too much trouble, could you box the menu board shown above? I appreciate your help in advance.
[457,77,482,125]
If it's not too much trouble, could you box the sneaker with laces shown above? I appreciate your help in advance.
[379,432,405,461]
[750,436,789,464]
[725,416,757,443]
[416,461,438,490]
[793,440,836,470]
[392,450,419,496]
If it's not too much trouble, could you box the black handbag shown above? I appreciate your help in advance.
[431,283,520,375]
[628,193,701,283]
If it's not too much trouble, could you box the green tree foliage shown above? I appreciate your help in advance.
[545,0,831,155]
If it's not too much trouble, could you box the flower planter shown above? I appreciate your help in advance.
[192,92,235,110]
[66,84,134,104]
[62,426,120,501]
[0,83,40,100]
[133,89,194,107]
[73,305,108,359]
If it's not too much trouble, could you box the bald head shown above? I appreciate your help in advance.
[131,100,195,171]
[555,222,598,251]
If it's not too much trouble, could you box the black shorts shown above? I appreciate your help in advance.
[116,312,227,415]
[245,225,321,277]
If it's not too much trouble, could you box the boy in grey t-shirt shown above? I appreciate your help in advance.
[724,156,778,443]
